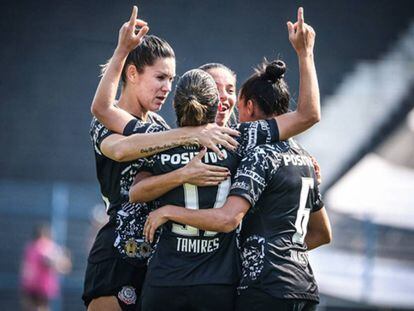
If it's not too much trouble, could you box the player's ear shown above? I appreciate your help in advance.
[246,99,255,117]
[126,64,139,84]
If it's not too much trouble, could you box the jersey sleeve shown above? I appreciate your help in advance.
[229,146,281,207]
[90,118,115,155]
[311,183,324,213]
[232,119,279,158]
[90,117,167,156]
[123,118,167,135]
[147,112,171,130]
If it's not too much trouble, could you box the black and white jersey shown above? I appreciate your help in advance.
[143,119,279,287]
[229,139,323,302]
[89,112,169,263]
[90,112,169,213]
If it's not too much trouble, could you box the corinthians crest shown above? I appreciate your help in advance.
[124,238,152,258]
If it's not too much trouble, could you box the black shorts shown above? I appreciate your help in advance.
[83,212,148,311]
[236,288,318,311]
[82,257,147,310]
[142,284,237,311]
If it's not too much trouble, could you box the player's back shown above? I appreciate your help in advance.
[145,144,241,286]
[143,119,280,286]
[234,140,323,302]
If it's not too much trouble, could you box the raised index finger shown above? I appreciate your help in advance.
[297,7,304,27]
[129,5,138,27]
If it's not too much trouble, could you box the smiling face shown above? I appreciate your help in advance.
[133,57,176,113]
[206,67,237,126]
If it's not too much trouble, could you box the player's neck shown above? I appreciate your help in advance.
[118,90,149,121]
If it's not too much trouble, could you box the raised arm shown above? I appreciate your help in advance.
[91,6,148,133]
[305,207,332,250]
[91,7,240,160]
[144,196,250,242]
[129,148,231,202]
[275,7,321,140]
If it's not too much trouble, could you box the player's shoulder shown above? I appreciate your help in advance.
[248,140,289,156]
[241,143,283,169]
[124,115,168,135]
[287,139,311,156]
[147,112,171,129]
[234,119,273,131]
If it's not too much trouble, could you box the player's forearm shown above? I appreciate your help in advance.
[306,207,332,251]
[108,128,200,161]
[274,54,320,141]
[305,230,331,251]
[163,205,239,233]
[296,53,321,127]
[129,170,185,203]
[91,48,130,133]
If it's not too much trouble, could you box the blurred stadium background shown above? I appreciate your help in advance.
[1,0,414,310]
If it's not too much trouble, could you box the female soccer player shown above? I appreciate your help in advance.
[199,63,238,127]
[84,6,238,311]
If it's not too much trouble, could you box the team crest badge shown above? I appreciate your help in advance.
[124,238,138,257]
[118,286,137,305]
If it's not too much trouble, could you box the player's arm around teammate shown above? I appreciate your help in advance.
[130,147,231,203]
[143,148,331,249]
[142,149,331,246]
[92,6,239,161]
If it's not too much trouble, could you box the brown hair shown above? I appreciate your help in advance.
[101,35,175,85]
[174,69,219,127]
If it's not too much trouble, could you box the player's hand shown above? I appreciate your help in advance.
[194,123,240,158]
[117,6,149,55]
[144,207,170,243]
[311,156,322,185]
[180,147,230,186]
[287,7,316,57]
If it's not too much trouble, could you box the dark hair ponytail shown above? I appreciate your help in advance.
[174,69,219,127]
[240,59,290,117]
[178,95,208,126]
